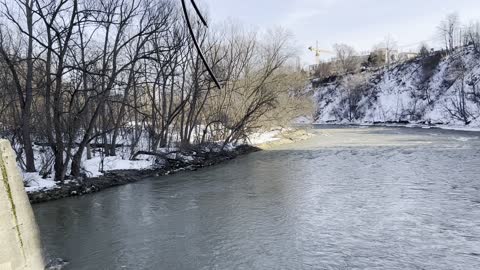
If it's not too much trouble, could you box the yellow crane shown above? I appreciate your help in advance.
[308,41,333,65]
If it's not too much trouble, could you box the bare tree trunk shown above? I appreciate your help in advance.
[22,0,35,172]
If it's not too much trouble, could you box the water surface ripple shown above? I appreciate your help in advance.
[34,127,480,269]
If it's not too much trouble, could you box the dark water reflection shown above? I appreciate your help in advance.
[34,127,480,269]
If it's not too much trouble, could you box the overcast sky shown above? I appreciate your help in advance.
[200,0,480,65]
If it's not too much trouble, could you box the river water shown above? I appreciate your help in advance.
[34,127,480,269]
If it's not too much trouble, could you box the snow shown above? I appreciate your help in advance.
[313,46,480,130]
[23,172,57,193]
[23,151,151,193]
[82,156,154,177]
[20,124,302,194]
[22,156,154,192]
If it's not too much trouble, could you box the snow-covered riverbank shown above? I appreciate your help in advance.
[314,121,480,133]
[23,154,155,193]
[24,128,312,203]
[313,46,480,130]
[27,145,260,203]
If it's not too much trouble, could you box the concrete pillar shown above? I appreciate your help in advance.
[0,140,44,270]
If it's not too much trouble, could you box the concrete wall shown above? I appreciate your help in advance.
[0,140,44,270]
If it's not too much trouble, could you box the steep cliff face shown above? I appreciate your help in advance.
[313,46,480,127]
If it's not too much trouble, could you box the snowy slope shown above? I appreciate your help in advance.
[314,46,480,128]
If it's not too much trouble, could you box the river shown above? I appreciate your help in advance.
[33,127,480,269]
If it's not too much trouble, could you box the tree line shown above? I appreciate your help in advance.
[312,13,480,81]
[0,0,311,181]
[313,13,480,125]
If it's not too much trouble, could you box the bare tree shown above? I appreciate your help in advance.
[312,61,335,79]
[438,13,460,53]
[444,58,473,125]
[340,73,368,121]
[333,43,358,74]
[367,48,386,68]
[465,21,480,53]
[0,0,305,183]
[419,43,430,57]
[0,0,37,172]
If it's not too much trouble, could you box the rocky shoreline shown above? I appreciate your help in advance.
[28,145,260,204]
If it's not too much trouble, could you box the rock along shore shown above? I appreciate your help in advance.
[28,145,260,204]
